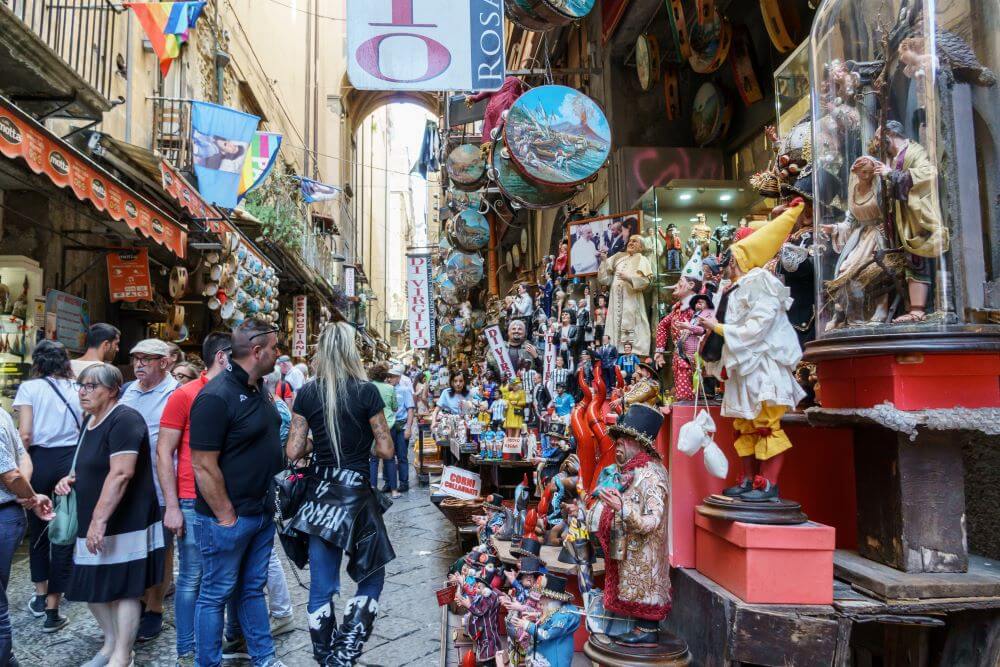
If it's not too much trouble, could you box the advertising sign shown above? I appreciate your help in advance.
[344,266,356,298]
[44,289,90,352]
[483,324,514,380]
[106,249,153,302]
[348,0,505,92]
[439,466,482,500]
[292,295,308,357]
[406,254,433,349]
[502,436,523,456]
[543,331,557,392]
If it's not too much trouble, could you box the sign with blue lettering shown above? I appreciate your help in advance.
[348,0,505,92]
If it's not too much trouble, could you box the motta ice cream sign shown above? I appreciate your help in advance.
[348,0,505,91]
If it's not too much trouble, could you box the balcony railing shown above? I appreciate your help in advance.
[152,96,191,169]
[301,231,337,286]
[3,0,120,108]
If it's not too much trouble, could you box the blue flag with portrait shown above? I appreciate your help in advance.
[190,101,259,208]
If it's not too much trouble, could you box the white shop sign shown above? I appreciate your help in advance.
[439,466,482,500]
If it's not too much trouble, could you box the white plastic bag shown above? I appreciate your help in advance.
[677,409,716,456]
[702,441,729,479]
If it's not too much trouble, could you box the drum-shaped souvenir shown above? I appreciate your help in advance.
[529,0,596,26]
[451,208,491,252]
[446,250,485,289]
[447,144,488,191]
[730,26,763,106]
[691,82,732,146]
[437,276,466,305]
[504,0,551,31]
[663,65,681,120]
[635,34,660,92]
[666,0,691,59]
[491,143,578,210]
[688,6,731,74]
[503,85,610,188]
[437,322,462,348]
[447,188,485,212]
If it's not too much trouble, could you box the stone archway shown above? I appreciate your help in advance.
[340,73,440,133]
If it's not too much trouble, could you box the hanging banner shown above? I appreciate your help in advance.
[296,176,341,203]
[106,249,153,303]
[0,97,187,258]
[348,0,505,92]
[543,331,557,391]
[484,324,515,380]
[44,289,90,353]
[123,2,206,77]
[406,254,433,349]
[190,101,259,209]
[292,295,308,357]
[238,131,282,202]
[439,465,481,500]
[344,266,356,298]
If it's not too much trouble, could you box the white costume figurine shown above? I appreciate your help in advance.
[598,235,654,356]
[702,203,807,501]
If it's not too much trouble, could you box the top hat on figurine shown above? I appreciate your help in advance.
[510,536,543,559]
[518,556,543,576]
[635,359,658,378]
[608,403,664,451]
[538,574,574,602]
[483,493,505,512]
[690,293,715,311]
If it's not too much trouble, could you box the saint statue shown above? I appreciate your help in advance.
[598,235,653,356]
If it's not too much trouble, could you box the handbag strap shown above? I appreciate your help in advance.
[43,377,81,431]
[68,414,92,476]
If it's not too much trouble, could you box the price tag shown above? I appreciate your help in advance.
[502,436,523,455]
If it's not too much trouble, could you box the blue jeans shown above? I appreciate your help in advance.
[307,535,385,615]
[175,500,202,657]
[0,505,26,666]
[194,514,275,667]
[393,425,410,489]
[369,426,409,490]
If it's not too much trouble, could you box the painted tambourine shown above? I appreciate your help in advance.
[529,0,596,25]
[666,0,691,60]
[687,6,731,74]
[451,208,491,252]
[691,82,732,146]
[503,85,610,189]
[512,243,521,270]
[760,0,799,53]
[519,227,528,254]
[504,0,550,31]
[446,144,488,191]
[168,266,188,300]
[663,66,681,120]
[635,34,660,92]
[490,143,577,210]
[730,26,762,106]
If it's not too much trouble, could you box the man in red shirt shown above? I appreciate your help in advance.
[158,332,231,664]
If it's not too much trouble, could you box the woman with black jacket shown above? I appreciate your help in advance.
[286,322,395,666]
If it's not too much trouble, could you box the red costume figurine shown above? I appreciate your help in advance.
[466,76,525,148]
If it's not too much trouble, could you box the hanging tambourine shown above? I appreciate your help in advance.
[760,0,799,53]
[505,0,596,31]
[505,250,514,274]
[447,144,488,191]
[730,26,763,106]
[663,66,681,120]
[666,0,691,60]
[688,7,731,74]
[512,244,521,270]
[451,208,491,252]
[635,34,660,92]
[490,142,577,210]
[519,227,529,254]
[503,85,611,189]
[168,266,189,300]
[691,82,732,146]
[504,0,550,31]
[446,250,485,289]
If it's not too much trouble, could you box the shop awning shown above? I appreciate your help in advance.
[0,95,188,258]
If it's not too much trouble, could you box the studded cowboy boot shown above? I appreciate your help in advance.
[308,601,337,664]
[327,596,378,666]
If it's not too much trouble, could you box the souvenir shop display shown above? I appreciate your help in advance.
[655,249,703,402]
[504,0,596,32]
[446,144,488,191]
[445,251,485,290]
[465,76,525,146]
[665,0,690,61]
[503,85,611,189]
[699,204,808,523]
[517,575,580,667]
[598,235,654,356]
[729,25,763,106]
[490,142,578,210]
[635,33,660,92]
[691,82,732,146]
[449,208,491,252]
[686,2,731,74]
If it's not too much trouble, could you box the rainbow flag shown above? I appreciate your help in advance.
[237,132,283,202]
[124,2,206,77]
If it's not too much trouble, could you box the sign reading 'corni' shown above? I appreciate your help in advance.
[348,0,505,92]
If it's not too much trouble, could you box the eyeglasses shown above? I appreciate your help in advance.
[132,355,164,366]
[248,327,280,342]
[77,382,102,394]
[172,372,197,381]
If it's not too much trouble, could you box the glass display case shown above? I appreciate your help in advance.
[0,256,43,417]
[809,0,1000,347]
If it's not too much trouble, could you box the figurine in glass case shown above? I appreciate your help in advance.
[712,214,737,256]
[685,214,712,259]
[871,120,949,323]
[700,204,807,502]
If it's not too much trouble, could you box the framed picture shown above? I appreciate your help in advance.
[567,210,642,277]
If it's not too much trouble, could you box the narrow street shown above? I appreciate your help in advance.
[10,486,456,667]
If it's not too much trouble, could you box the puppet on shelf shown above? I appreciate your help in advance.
[700,204,807,502]
[585,404,670,646]
[515,575,580,667]
[502,377,527,437]
[475,493,508,554]
[620,361,661,409]
[872,120,949,324]
[457,574,502,665]
[598,235,654,356]
[654,248,704,402]
[500,556,544,667]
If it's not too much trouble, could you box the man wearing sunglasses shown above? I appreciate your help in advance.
[119,338,179,642]
[189,320,286,667]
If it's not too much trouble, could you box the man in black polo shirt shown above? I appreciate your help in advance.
[190,319,285,667]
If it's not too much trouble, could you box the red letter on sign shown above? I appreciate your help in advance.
[358,0,450,83]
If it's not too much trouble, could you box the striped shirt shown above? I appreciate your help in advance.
[551,367,571,391]
[519,370,538,403]
[617,353,640,378]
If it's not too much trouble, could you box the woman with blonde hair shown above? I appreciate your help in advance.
[285,322,395,666]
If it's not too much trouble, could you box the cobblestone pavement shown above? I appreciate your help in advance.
[11,482,458,667]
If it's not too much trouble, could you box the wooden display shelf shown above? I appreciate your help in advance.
[834,550,1000,603]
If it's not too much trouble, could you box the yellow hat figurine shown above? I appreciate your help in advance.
[729,203,803,272]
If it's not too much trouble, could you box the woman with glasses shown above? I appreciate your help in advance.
[12,339,81,632]
[285,322,395,666]
[55,363,165,667]
[171,363,201,385]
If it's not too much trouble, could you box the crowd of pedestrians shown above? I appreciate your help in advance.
[0,318,432,666]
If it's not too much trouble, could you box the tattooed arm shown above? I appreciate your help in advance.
[369,411,394,460]
[286,413,310,461]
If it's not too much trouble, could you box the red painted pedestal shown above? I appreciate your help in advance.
[661,404,856,568]
[694,514,835,604]
[815,352,1000,410]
